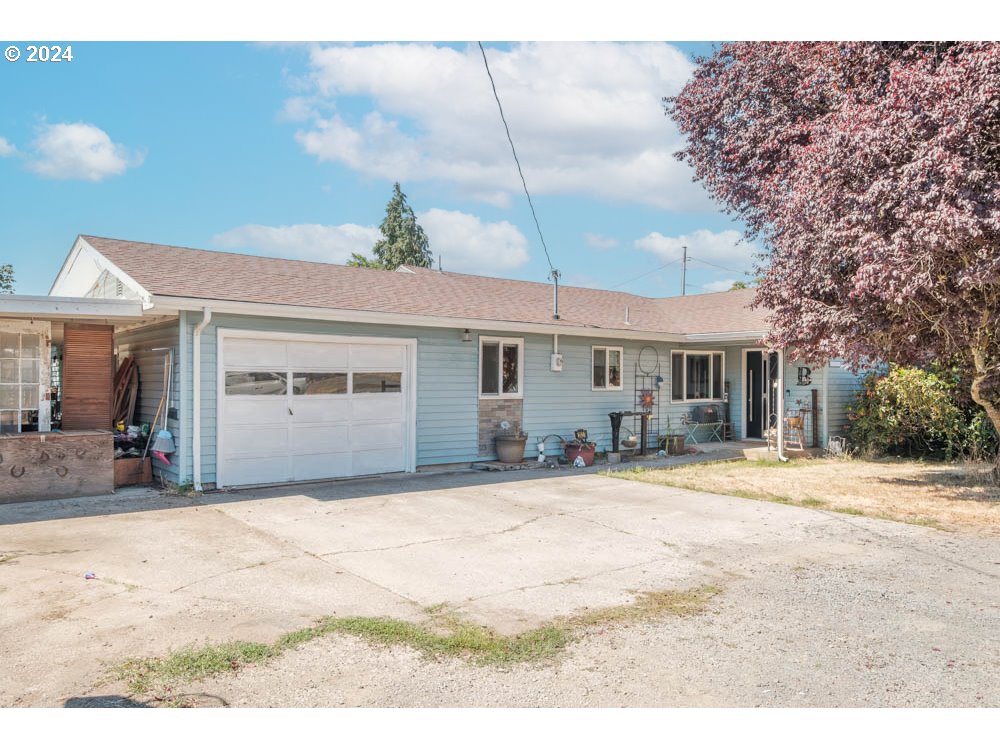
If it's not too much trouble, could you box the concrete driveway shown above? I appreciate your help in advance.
[1,469,998,707]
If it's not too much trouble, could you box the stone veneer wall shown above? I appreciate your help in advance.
[478,398,524,457]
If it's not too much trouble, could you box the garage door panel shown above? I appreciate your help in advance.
[350,344,405,369]
[352,421,403,450]
[290,397,350,424]
[352,447,405,475]
[224,425,289,458]
[224,339,287,368]
[292,452,353,481]
[225,398,288,426]
[288,341,349,369]
[224,455,290,486]
[290,424,350,454]
[351,393,403,421]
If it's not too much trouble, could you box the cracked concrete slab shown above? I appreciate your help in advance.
[3,468,996,706]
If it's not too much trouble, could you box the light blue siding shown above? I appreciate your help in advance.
[179,314,481,486]
[823,359,866,444]
[114,320,182,484]
[172,312,867,483]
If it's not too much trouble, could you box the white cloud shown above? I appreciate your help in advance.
[583,232,619,250]
[28,122,143,181]
[291,42,711,210]
[212,210,529,274]
[0,137,15,157]
[702,279,738,292]
[417,209,530,273]
[212,223,380,263]
[634,229,759,272]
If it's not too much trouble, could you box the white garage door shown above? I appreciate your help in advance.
[218,333,412,487]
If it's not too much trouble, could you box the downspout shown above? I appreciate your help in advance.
[776,348,789,462]
[192,307,212,491]
[821,363,829,449]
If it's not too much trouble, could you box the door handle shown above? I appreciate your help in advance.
[288,407,293,416]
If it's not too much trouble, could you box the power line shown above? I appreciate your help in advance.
[477,41,555,276]
[607,256,683,290]
[688,256,747,275]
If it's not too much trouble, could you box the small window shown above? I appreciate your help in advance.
[292,372,347,395]
[592,346,623,390]
[225,371,287,396]
[670,351,725,402]
[353,371,402,394]
[480,337,523,398]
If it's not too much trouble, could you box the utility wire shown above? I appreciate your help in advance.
[688,256,747,275]
[478,41,556,276]
[607,256,683,290]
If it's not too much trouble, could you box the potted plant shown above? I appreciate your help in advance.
[662,416,686,455]
[563,438,597,466]
[494,421,528,463]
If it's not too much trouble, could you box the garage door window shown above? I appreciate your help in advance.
[225,371,287,395]
[352,372,402,394]
[292,372,347,395]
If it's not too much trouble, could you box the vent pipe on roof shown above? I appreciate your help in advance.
[550,269,560,320]
[625,306,631,325]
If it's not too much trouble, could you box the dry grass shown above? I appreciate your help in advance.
[615,457,1000,534]
[111,584,722,701]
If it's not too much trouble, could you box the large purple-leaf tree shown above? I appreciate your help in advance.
[668,42,1000,462]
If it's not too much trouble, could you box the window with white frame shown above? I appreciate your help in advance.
[592,346,623,390]
[671,350,724,402]
[0,331,42,433]
[480,337,523,398]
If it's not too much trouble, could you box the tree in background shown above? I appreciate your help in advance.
[668,42,1000,470]
[729,280,748,290]
[349,183,432,270]
[0,264,13,293]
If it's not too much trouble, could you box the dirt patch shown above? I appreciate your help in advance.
[107,585,722,705]
[613,457,1000,533]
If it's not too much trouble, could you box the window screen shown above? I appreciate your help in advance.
[481,342,500,395]
[671,352,684,401]
[593,347,607,388]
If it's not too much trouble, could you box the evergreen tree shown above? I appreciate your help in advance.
[0,264,13,293]
[349,183,432,270]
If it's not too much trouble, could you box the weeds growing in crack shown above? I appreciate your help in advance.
[110,584,722,701]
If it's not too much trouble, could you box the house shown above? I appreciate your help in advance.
[1,234,865,498]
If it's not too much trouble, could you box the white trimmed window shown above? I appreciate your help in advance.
[671,350,725,402]
[592,346,623,391]
[480,337,523,398]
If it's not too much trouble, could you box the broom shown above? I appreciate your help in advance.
[145,351,175,463]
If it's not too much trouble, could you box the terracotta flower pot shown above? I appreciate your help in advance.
[564,442,596,466]
[495,435,527,463]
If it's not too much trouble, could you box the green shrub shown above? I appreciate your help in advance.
[846,366,974,460]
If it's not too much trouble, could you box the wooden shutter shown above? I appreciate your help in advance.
[61,323,114,430]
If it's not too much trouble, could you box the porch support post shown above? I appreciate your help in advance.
[776,348,788,462]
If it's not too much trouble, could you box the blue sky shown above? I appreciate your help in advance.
[0,41,759,297]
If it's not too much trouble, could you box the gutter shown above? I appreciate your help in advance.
[776,347,788,462]
[192,307,212,492]
[146,295,691,343]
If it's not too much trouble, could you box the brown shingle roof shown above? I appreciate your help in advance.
[82,235,769,336]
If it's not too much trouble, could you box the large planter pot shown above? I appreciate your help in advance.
[564,442,596,466]
[665,435,686,455]
[495,435,527,463]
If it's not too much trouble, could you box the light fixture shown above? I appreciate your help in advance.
[461,329,472,343]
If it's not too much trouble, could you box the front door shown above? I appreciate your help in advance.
[745,351,765,438]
